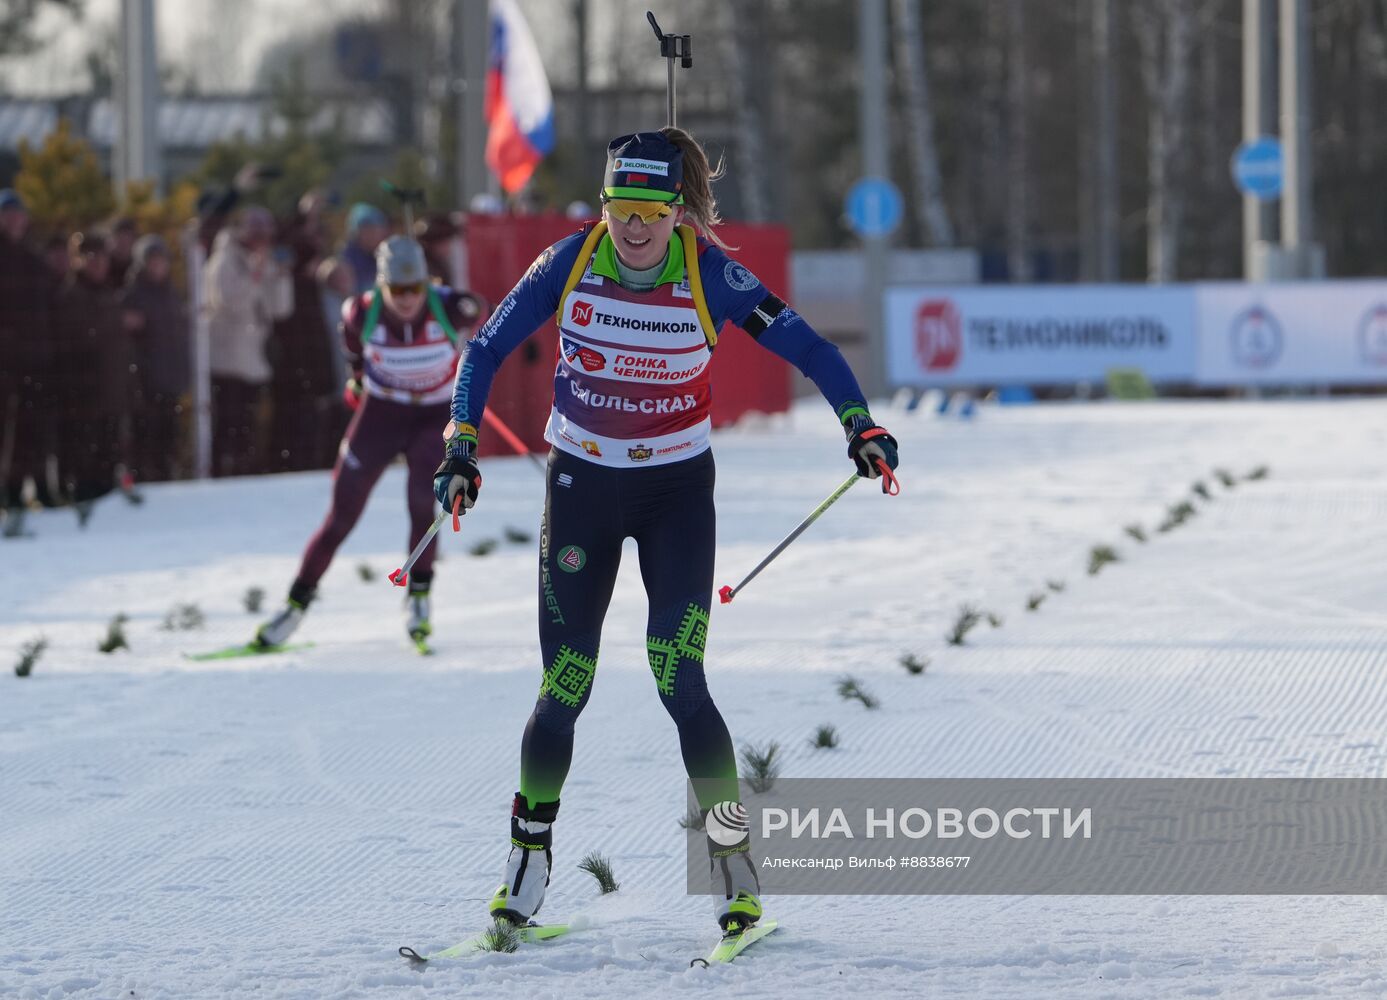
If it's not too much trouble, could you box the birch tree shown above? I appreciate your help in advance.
[892,0,954,246]
[1135,0,1203,283]
[725,0,773,222]
[1091,0,1119,281]
[1005,0,1030,281]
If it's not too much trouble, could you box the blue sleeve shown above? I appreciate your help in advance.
[449,232,585,433]
[698,244,870,426]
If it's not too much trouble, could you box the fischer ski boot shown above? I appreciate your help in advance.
[405,578,431,650]
[254,582,314,649]
[489,794,559,925]
[706,807,763,930]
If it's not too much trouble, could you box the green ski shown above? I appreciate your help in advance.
[184,642,315,662]
[696,919,779,966]
[399,922,573,964]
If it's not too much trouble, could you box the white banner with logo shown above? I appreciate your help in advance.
[885,286,1198,386]
[1194,282,1387,385]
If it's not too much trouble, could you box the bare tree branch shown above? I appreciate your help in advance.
[0,0,84,59]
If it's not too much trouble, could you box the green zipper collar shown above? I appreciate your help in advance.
[592,231,686,287]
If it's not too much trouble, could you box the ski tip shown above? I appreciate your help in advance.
[696,918,779,966]
[398,946,427,965]
[718,585,734,605]
[182,641,315,662]
[389,569,408,588]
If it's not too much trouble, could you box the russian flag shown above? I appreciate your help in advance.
[485,0,555,194]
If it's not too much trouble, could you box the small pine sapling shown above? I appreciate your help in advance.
[161,603,205,631]
[577,851,620,894]
[476,919,521,953]
[1088,545,1120,576]
[15,637,47,677]
[836,676,879,709]
[98,614,130,653]
[946,604,983,645]
[739,740,782,793]
[900,653,929,675]
[1158,500,1198,532]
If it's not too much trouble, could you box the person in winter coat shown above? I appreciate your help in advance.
[340,203,388,295]
[106,216,138,289]
[0,189,57,526]
[414,212,463,286]
[120,235,189,482]
[204,206,292,477]
[53,232,133,505]
[270,190,342,472]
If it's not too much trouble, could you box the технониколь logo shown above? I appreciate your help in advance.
[915,299,962,372]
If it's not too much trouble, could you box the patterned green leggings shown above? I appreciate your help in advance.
[518,448,740,811]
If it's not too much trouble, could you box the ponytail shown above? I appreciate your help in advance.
[660,126,736,251]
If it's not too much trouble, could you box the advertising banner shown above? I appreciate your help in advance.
[1194,281,1387,385]
[884,286,1198,386]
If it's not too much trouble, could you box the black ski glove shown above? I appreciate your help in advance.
[434,435,481,514]
[843,411,900,492]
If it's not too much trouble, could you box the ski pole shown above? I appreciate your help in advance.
[718,461,899,605]
[482,406,547,474]
[390,496,463,588]
[718,474,859,605]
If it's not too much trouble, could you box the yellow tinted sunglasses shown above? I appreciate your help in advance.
[602,197,675,224]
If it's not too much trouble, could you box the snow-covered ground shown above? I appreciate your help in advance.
[4,397,1387,999]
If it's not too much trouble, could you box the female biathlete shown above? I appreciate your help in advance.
[434,130,899,932]
[255,236,486,652]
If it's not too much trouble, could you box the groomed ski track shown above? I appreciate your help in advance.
[4,398,1386,998]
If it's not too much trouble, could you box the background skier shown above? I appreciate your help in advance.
[256,235,487,652]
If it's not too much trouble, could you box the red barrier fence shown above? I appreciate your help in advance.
[464,214,792,457]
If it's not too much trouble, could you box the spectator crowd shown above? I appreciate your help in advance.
[0,177,467,531]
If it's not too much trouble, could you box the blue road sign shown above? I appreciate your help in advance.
[845,176,903,238]
[1230,137,1283,201]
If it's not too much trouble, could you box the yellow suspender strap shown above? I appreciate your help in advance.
[554,222,720,350]
[555,222,609,326]
[678,224,719,349]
